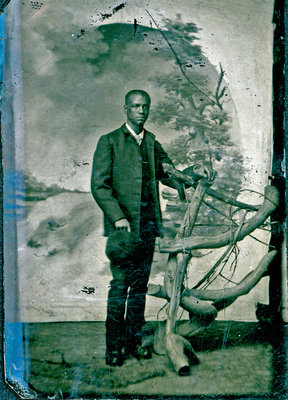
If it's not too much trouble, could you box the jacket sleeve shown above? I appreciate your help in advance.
[91,135,125,224]
[154,140,187,200]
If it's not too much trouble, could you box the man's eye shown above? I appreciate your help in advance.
[131,105,149,110]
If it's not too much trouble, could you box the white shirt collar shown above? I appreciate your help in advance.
[125,123,144,145]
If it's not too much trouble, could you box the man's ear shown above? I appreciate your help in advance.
[124,105,127,113]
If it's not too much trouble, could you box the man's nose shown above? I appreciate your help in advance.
[138,106,145,112]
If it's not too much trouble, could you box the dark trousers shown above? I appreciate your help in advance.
[105,221,156,352]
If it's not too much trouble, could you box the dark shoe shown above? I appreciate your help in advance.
[125,344,152,360]
[105,349,123,366]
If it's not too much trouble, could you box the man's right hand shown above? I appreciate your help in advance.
[115,218,131,232]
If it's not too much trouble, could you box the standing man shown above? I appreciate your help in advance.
[91,89,213,366]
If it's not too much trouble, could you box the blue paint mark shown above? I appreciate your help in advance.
[1,11,31,395]
[0,10,4,111]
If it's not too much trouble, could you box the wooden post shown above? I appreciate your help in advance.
[165,180,207,374]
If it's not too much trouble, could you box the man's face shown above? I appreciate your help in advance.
[125,94,150,128]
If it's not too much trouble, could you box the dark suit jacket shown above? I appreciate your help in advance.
[91,123,180,237]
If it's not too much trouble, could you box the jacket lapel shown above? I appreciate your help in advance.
[121,123,131,138]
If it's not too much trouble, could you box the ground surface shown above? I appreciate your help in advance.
[17,321,283,398]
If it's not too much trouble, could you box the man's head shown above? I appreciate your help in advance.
[124,90,151,132]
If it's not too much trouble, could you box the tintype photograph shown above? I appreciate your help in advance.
[1,0,287,398]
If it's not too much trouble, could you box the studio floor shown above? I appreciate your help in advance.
[14,320,287,398]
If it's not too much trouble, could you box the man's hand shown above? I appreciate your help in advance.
[192,163,216,183]
[115,218,131,232]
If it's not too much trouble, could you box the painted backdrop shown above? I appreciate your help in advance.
[4,0,274,322]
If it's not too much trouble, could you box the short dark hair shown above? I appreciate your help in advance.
[125,90,151,105]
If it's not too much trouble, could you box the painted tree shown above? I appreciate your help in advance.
[148,15,244,234]
[148,15,243,186]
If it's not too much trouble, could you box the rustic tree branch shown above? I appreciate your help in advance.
[148,284,217,317]
[166,180,207,375]
[188,250,277,301]
[163,164,261,211]
[192,211,247,289]
[149,250,277,303]
[160,185,279,253]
